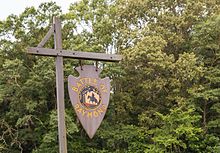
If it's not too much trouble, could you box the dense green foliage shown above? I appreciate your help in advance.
[0,0,220,152]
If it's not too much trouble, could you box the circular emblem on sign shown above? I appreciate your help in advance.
[79,85,101,109]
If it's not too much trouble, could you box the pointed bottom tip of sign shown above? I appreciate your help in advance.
[88,133,95,139]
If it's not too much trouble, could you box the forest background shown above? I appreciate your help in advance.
[0,0,220,152]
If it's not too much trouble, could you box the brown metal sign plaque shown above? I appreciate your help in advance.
[68,65,110,138]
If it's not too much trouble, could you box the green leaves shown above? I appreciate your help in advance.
[0,0,220,152]
[146,106,202,152]
[32,110,78,153]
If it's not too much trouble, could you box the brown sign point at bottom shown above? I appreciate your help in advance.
[68,65,110,138]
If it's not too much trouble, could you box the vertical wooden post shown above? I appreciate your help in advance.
[53,17,67,153]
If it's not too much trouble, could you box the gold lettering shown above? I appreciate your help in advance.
[100,84,105,90]
[85,78,89,84]
[93,79,97,84]
[97,108,104,114]
[102,105,107,110]
[72,86,78,92]
[100,84,107,93]
[82,109,86,116]
[77,82,82,88]
[87,111,92,118]
[93,111,99,117]
[79,78,97,85]
[74,104,80,109]
[79,78,85,84]
[77,108,82,114]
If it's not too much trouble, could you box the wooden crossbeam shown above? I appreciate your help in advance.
[27,16,122,153]
[27,47,122,62]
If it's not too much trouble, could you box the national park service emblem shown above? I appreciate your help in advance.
[68,65,110,138]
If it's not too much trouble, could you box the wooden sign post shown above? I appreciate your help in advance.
[27,17,122,153]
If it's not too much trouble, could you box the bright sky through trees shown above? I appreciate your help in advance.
[0,0,79,20]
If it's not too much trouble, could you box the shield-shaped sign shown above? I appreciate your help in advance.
[68,65,110,138]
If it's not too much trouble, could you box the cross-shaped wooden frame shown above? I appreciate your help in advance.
[27,17,122,153]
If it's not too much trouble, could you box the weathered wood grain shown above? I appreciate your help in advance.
[54,17,67,153]
[27,47,122,62]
